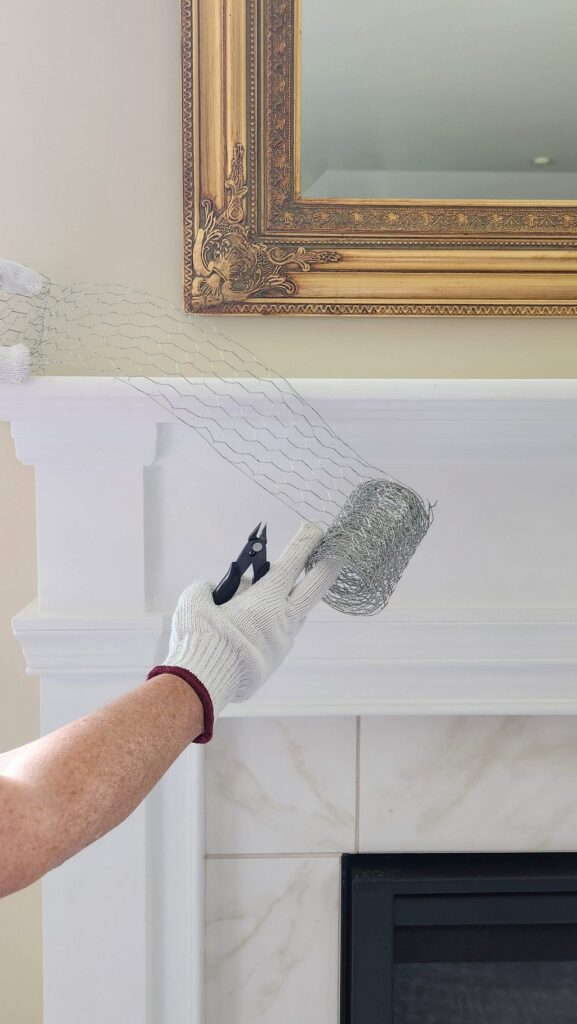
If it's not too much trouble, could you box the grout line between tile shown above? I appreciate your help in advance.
[205,852,343,860]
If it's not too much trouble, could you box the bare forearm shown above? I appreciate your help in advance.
[0,674,204,896]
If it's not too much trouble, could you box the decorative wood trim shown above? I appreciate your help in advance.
[181,0,196,306]
[183,0,577,314]
[227,661,577,718]
[3,374,577,423]
[146,743,205,1024]
[12,604,165,674]
[189,143,340,307]
[14,605,577,717]
[225,609,577,717]
[186,301,577,317]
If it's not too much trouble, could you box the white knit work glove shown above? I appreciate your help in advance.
[0,259,48,384]
[0,259,47,296]
[0,344,30,383]
[148,522,340,742]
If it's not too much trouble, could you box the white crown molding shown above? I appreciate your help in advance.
[12,604,577,710]
[234,658,577,718]
[232,608,577,716]
[2,378,576,462]
[293,609,577,660]
[2,375,577,416]
[13,603,165,674]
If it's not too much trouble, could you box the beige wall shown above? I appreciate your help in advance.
[1,0,576,379]
[1,0,576,1020]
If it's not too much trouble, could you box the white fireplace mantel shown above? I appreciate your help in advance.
[1,376,577,1024]
[3,376,577,715]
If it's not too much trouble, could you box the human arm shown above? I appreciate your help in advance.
[0,522,338,897]
[0,673,204,898]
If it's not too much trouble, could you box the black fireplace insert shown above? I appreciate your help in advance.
[341,853,577,1024]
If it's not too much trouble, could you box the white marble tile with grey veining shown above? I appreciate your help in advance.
[206,857,340,1024]
[206,717,356,854]
[360,716,577,852]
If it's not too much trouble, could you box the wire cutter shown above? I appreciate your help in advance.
[212,522,270,605]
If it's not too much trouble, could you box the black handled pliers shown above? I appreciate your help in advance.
[212,522,270,605]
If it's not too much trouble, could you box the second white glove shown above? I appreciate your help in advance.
[0,344,30,384]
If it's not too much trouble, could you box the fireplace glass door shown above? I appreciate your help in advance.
[341,854,577,1024]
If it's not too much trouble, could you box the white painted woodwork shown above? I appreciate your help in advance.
[1,376,576,1023]
[12,419,157,613]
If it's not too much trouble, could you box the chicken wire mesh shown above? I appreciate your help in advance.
[0,263,433,615]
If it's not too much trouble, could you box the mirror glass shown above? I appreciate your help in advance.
[300,0,577,200]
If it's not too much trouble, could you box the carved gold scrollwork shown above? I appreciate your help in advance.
[191,144,341,308]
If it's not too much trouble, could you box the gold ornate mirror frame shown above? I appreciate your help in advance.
[182,0,577,316]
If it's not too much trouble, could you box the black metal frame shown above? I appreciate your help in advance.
[340,852,577,1024]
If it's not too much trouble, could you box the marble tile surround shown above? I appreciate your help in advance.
[206,858,340,1024]
[205,715,577,1024]
[206,717,356,854]
[360,716,577,852]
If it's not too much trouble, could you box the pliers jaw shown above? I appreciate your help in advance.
[241,522,268,577]
[212,522,270,605]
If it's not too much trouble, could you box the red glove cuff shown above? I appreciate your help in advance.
[147,665,215,744]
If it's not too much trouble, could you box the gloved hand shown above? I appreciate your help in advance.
[0,344,30,383]
[148,522,340,742]
[0,259,47,296]
[0,258,48,384]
